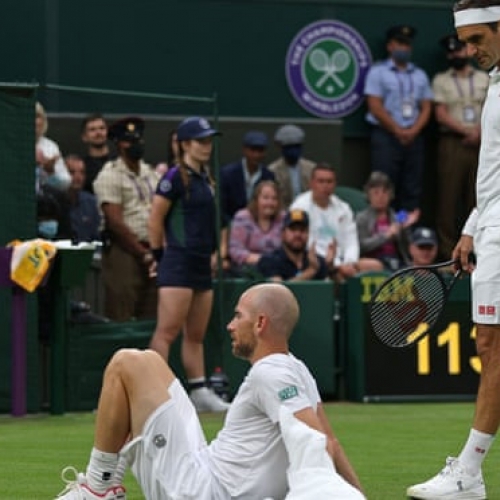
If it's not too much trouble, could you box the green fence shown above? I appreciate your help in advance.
[63,280,338,412]
[0,86,38,413]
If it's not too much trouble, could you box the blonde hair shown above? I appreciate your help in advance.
[35,102,48,136]
[247,180,281,221]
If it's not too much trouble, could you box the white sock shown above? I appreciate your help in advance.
[112,454,128,486]
[458,429,495,475]
[86,448,119,492]
[188,377,206,392]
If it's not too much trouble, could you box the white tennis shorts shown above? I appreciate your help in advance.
[121,379,229,500]
[472,226,500,324]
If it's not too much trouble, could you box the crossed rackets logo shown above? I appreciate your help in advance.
[285,19,372,119]
[309,48,350,90]
[305,42,354,97]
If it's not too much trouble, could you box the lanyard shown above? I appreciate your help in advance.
[127,171,154,203]
[396,71,414,100]
[452,73,474,99]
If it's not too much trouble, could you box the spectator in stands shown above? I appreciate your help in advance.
[35,101,71,192]
[356,171,418,271]
[290,163,383,281]
[220,130,274,223]
[93,117,159,322]
[408,227,439,266]
[37,183,73,241]
[364,25,433,218]
[432,33,488,260]
[148,116,229,413]
[228,180,284,275]
[65,154,101,242]
[156,129,180,176]
[257,209,330,281]
[81,113,115,193]
[268,124,316,208]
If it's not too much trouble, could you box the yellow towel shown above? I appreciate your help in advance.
[8,239,57,292]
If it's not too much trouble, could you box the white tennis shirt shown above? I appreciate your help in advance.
[207,353,321,500]
[463,67,500,234]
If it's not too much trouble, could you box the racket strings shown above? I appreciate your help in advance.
[370,270,446,347]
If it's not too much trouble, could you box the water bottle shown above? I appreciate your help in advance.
[209,366,230,402]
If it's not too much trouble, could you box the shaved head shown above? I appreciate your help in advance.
[243,283,300,339]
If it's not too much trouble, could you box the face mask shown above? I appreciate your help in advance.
[125,141,145,161]
[282,145,303,165]
[392,49,412,64]
[38,220,59,239]
[449,56,468,70]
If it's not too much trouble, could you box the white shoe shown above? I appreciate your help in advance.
[190,387,230,413]
[406,457,486,499]
[55,466,127,499]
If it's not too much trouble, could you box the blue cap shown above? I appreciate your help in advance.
[411,227,437,246]
[176,116,220,141]
[243,131,268,148]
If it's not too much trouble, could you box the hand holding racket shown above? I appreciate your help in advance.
[369,259,466,348]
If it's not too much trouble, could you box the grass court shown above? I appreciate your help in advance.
[1,402,497,499]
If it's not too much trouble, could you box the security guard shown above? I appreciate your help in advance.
[364,25,433,218]
[432,33,489,260]
[93,117,159,321]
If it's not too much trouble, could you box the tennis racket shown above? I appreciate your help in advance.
[369,259,463,348]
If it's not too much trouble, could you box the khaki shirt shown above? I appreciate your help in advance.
[268,157,316,209]
[432,67,489,130]
[93,157,159,241]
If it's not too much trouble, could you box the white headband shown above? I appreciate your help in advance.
[455,6,500,27]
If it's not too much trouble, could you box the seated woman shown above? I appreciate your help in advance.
[229,180,284,275]
[356,171,418,272]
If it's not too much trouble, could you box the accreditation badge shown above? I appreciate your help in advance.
[401,99,414,119]
[463,105,476,123]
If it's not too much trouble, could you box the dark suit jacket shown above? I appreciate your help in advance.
[220,160,275,224]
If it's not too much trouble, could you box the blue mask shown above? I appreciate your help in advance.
[38,220,59,239]
[282,145,303,165]
[392,49,412,64]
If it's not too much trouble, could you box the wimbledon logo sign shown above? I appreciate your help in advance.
[285,20,372,119]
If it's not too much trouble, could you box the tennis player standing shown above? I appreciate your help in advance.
[407,2,500,499]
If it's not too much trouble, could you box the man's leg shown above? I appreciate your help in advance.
[94,348,175,448]
[456,325,500,473]
[406,326,499,500]
[56,349,174,499]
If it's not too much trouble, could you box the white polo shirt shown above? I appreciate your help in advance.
[290,191,360,265]
[464,67,500,233]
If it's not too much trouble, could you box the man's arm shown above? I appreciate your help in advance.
[102,202,149,258]
[366,95,399,134]
[408,99,432,136]
[293,405,364,493]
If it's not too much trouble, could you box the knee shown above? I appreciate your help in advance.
[153,325,180,344]
[107,348,148,378]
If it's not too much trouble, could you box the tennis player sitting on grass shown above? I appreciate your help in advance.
[54,283,365,500]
